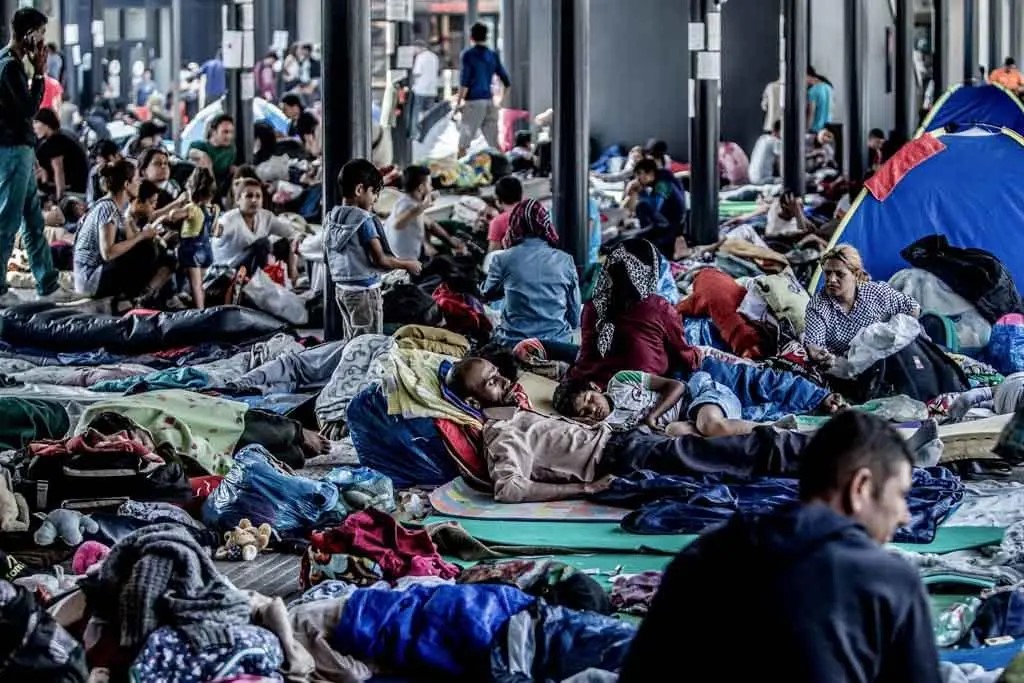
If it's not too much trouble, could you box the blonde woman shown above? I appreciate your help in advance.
[804,244,920,367]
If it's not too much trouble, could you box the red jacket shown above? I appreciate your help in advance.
[677,269,764,358]
[571,296,700,389]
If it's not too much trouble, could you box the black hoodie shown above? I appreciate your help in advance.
[618,503,941,683]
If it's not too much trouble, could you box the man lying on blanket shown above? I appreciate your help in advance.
[445,357,940,504]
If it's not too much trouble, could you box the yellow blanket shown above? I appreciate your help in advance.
[383,347,481,428]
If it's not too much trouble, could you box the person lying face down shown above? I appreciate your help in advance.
[617,411,938,683]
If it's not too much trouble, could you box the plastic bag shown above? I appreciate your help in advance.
[832,314,922,379]
[986,315,1024,375]
[201,445,340,532]
[323,466,396,513]
[243,268,308,326]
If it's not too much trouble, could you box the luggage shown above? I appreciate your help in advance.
[856,335,970,403]
[920,311,960,353]
[901,235,1023,323]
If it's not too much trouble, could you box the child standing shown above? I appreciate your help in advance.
[324,158,422,339]
[180,167,219,309]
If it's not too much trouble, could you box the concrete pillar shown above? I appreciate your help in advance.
[782,0,807,193]
[225,0,255,166]
[500,0,529,112]
[933,0,949,94]
[1012,0,1023,63]
[895,0,915,143]
[846,0,865,182]
[466,0,478,50]
[689,0,720,246]
[989,0,1001,72]
[296,0,320,45]
[321,0,372,341]
[551,0,589,267]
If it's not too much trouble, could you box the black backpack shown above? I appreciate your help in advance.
[901,235,1023,323]
[856,335,970,403]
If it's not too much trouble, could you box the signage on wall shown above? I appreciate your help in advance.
[385,0,414,23]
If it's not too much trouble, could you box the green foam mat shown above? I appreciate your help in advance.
[427,516,1004,557]
[445,553,672,589]
[718,200,760,217]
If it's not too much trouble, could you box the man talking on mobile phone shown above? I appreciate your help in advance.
[0,8,66,307]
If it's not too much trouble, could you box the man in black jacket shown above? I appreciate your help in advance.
[0,8,61,307]
[618,410,941,683]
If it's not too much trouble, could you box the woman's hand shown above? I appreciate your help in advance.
[139,226,159,241]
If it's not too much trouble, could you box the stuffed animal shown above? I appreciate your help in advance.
[214,518,272,561]
[0,469,29,532]
[33,510,99,546]
[72,540,111,574]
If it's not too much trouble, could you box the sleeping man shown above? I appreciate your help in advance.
[444,357,942,504]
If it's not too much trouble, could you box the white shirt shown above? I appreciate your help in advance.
[764,197,802,238]
[748,134,781,184]
[384,195,425,261]
[412,49,440,97]
[213,208,298,266]
[762,81,783,132]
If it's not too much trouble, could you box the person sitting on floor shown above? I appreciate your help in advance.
[214,177,301,281]
[384,164,465,262]
[33,108,88,200]
[748,120,782,185]
[571,239,700,388]
[486,175,523,252]
[507,131,536,173]
[72,159,176,306]
[554,370,761,438]
[624,158,687,257]
[617,410,941,683]
[87,139,122,204]
[482,199,581,362]
[804,244,920,368]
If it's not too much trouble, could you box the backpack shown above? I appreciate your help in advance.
[856,335,970,403]
[920,311,960,353]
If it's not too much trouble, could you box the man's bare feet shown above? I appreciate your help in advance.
[301,428,329,456]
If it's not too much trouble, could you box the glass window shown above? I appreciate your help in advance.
[104,8,121,43]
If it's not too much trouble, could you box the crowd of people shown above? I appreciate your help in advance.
[0,6,1023,683]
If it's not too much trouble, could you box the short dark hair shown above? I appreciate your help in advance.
[59,196,85,219]
[208,114,234,136]
[12,8,46,40]
[234,177,263,198]
[798,411,913,501]
[93,139,121,161]
[633,158,659,176]
[281,94,303,109]
[137,147,169,173]
[402,164,432,194]
[552,378,592,418]
[1006,57,1017,67]
[868,128,885,139]
[771,120,782,134]
[137,180,162,203]
[338,158,383,198]
[446,357,485,399]
[33,108,60,131]
[186,166,217,202]
[514,131,532,148]
[470,22,488,42]
[494,176,523,205]
[644,139,668,158]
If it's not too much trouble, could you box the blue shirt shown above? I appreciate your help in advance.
[200,59,227,100]
[460,45,510,101]
[483,238,581,345]
[807,82,832,132]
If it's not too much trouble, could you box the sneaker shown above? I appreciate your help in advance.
[33,283,79,304]
[0,291,22,308]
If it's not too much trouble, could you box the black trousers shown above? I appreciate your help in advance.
[601,426,812,479]
[235,408,306,468]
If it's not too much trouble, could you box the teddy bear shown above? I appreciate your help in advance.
[214,518,272,561]
[0,469,29,533]
[33,509,99,546]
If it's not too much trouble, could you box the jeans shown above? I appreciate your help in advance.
[602,426,812,479]
[0,146,57,295]
[410,93,437,137]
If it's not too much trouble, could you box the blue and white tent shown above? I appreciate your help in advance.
[178,97,290,155]
[916,83,1024,137]
[813,128,1024,290]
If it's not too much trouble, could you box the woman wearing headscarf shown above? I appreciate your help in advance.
[804,244,920,368]
[482,199,581,360]
[571,238,700,388]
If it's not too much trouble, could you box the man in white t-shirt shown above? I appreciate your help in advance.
[384,165,465,261]
[410,41,440,136]
[749,120,782,185]
[213,178,302,281]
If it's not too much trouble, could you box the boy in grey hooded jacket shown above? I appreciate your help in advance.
[324,159,421,339]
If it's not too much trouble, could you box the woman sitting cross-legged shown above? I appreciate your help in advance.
[72,159,176,307]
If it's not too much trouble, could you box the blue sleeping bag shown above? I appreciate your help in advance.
[346,384,459,488]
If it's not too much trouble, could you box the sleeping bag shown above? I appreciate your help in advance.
[0,304,289,353]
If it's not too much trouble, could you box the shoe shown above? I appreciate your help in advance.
[0,291,22,308]
[33,283,79,304]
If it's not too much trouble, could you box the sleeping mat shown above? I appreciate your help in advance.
[0,304,289,353]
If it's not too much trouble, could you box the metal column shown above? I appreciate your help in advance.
[933,0,948,94]
[321,0,372,341]
[225,0,255,166]
[690,0,720,246]
[1013,0,1023,62]
[551,0,589,267]
[895,0,915,144]
[466,0,479,50]
[390,13,413,168]
[170,0,183,147]
[989,0,1001,71]
[965,0,978,82]
[782,0,807,194]
[845,0,865,182]
[500,0,529,112]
